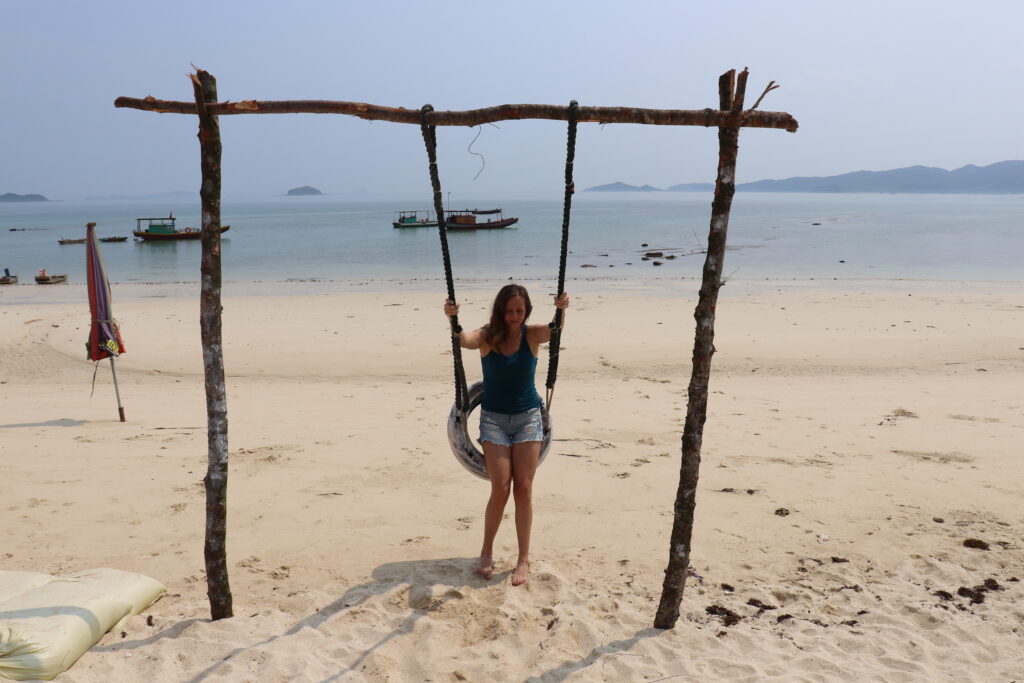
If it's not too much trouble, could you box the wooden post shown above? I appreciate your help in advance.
[192,68,233,621]
[654,69,747,630]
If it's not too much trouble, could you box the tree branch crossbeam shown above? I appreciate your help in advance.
[114,97,798,132]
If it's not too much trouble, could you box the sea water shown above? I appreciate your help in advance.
[0,193,1020,290]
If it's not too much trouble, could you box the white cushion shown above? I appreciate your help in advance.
[0,569,165,681]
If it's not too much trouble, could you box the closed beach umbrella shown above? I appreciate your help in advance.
[85,222,126,421]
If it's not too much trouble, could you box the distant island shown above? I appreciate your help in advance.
[585,160,1024,194]
[0,192,48,202]
[287,186,323,196]
[585,182,664,193]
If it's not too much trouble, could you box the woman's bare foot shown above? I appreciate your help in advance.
[475,555,494,580]
[510,559,530,586]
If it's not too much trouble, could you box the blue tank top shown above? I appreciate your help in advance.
[481,325,541,414]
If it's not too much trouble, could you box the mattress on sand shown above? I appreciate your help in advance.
[0,568,166,681]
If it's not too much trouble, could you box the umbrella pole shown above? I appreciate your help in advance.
[109,357,125,422]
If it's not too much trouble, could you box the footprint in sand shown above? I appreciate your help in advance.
[233,444,298,466]
[890,449,974,464]
[401,536,429,545]
[949,414,1001,423]
[237,556,263,572]
[879,407,918,425]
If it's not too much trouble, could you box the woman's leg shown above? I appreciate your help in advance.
[510,440,541,586]
[479,441,512,579]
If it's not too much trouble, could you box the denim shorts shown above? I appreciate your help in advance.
[479,407,544,447]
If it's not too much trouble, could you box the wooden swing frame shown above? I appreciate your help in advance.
[116,67,797,628]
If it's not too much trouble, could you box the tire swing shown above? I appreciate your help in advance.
[419,102,578,480]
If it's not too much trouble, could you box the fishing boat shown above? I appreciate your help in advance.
[392,210,439,229]
[445,208,519,230]
[99,236,128,243]
[132,215,231,241]
[0,268,17,285]
[58,237,87,245]
[35,269,68,284]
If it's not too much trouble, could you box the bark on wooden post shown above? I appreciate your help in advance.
[191,68,233,621]
[654,68,748,630]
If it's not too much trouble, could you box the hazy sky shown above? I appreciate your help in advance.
[3,1,1022,200]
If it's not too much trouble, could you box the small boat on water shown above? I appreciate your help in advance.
[133,215,231,241]
[392,208,519,230]
[0,268,17,285]
[99,236,128,243]
[35,269,68,284]
[445,208,519,230]
[393,210,439,229]
[58,237,87,245]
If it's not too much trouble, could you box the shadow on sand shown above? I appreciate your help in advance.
[181,557,500,682]
[105,556,659,682]
[0,418,88,428]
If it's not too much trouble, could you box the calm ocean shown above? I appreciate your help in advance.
[1,193,1020,292]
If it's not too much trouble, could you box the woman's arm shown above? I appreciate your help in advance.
[444,300,485,350]
[528,292,570,345]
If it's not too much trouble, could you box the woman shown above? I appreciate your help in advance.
[444,284,569,586]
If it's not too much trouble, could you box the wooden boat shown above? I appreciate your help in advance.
[133,216,231,241]
[445,208,519,230]
[35,270,68,284]
[0,268,17,285]
[58,237,87,245]
[99,236,128,243]
[392,210,439,229]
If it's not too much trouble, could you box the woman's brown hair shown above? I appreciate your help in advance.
[483,284,532,351]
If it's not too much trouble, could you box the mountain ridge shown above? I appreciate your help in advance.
[584,161,1024,194]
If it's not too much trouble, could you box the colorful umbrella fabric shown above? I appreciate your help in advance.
[86,223,125,361]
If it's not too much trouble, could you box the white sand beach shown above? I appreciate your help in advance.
[1,276,1022,681]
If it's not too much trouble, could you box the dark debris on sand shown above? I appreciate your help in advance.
[705,604,742,627]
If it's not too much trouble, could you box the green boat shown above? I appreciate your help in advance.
[392,210,439,229]
[133,215,230,241]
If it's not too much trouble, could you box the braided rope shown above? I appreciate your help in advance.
[545,101,578,406]
[421,105,468,411]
